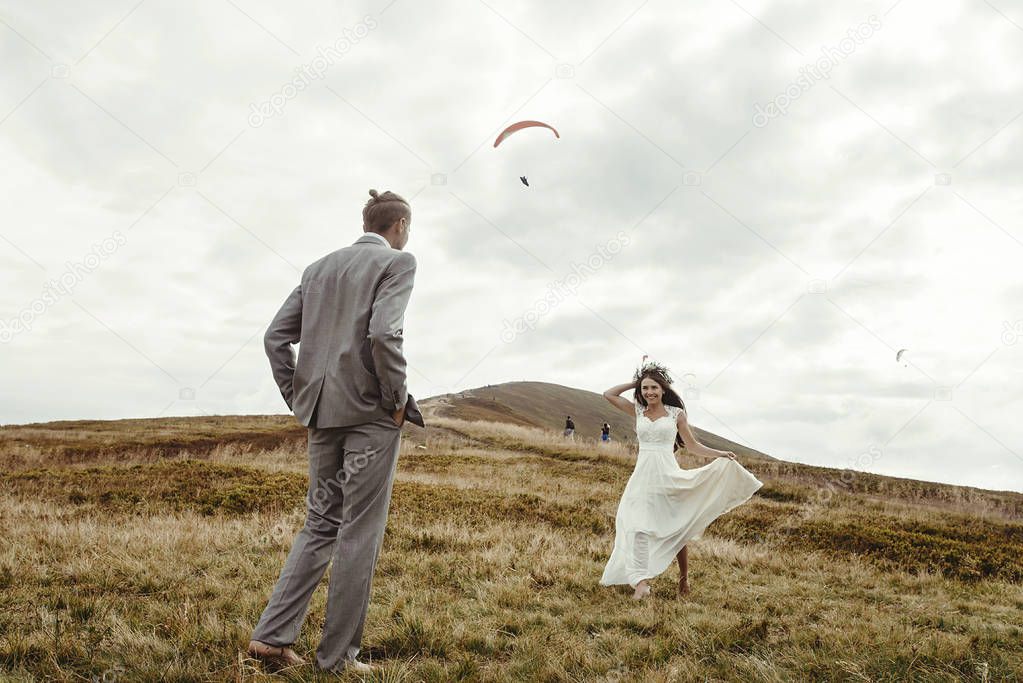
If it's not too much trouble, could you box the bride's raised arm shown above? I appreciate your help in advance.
[603,381,638,417]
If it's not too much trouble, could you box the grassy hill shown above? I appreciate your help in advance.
[420,381,778,462]
[2,384,1022,680]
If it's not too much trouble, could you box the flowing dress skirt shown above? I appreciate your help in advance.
[600,446,763,588]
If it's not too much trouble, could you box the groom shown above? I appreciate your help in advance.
[248,188,425,673]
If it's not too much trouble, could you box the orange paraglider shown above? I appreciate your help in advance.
[493,120,560,147]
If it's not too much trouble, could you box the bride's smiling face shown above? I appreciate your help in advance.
[640,378,663,406]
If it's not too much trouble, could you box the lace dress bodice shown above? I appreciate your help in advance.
[635,402,682,449]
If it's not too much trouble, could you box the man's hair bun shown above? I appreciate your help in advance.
[363,188,411,231]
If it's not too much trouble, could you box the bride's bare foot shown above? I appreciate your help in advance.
[678,577,691,597]
[632,580,652,600]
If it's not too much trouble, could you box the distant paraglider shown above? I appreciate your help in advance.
[495,120,559,187]
[896,348,909,366]
[493,120,560,148]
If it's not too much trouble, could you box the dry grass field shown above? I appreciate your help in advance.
[1,413,1022,681]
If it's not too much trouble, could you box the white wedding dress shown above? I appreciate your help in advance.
[600,401,764,588]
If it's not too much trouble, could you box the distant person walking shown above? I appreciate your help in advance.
[563,415,575,440]
[601,422,611,443]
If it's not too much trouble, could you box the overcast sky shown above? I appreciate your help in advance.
[2,0,1021,492]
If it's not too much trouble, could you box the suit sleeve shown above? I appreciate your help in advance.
[368,251,417,411]
[264,283,302,411]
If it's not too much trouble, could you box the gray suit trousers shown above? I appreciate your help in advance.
[251,414,402,671]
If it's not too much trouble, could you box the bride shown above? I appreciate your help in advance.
[600,360,763,600]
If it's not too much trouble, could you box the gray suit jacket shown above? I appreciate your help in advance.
[264,233,425,429]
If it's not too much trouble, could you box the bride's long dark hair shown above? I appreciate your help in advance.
[632,360,687,453]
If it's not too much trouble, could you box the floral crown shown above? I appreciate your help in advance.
[633,359,673,385]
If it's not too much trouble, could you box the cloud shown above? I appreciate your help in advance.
[0,0,1020,491]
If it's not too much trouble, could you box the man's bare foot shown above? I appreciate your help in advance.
[247,640,306,670]
[678,577,691,597]
[631,580,652,600]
